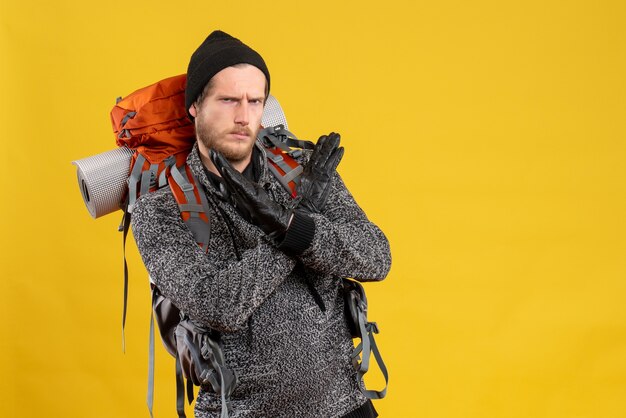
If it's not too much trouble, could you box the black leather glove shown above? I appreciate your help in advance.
[297,132,344,213]
[210,150,292,240]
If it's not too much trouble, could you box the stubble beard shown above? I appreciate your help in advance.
[195,121,258,165]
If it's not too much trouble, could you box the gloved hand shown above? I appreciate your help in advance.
[210,150,292,240]
[296,132,344,213]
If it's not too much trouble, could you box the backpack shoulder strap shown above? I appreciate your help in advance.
[265,147,302,197]
[121,150,187,351]
[258,124,313,197]
[168,160,211,252]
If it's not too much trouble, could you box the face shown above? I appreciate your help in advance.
[190,64,266,170]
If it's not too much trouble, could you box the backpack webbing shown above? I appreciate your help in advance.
[344,279,389,400]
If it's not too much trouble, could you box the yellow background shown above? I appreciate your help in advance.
[1,1,625,417]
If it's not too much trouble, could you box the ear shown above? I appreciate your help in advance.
[189,103,197,118]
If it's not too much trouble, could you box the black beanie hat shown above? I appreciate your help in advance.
[185,30,270,118]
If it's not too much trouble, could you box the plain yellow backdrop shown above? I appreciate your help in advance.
[1,1,625,417]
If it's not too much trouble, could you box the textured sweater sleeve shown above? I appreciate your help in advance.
[131,190,297,333]
[297,172,392,281]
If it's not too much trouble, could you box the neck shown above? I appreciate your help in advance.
[198,143,252,176]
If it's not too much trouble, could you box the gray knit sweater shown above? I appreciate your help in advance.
[131,143,391,418]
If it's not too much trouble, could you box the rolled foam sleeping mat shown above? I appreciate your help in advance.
[262,95,288,129]
[72,147,133,219]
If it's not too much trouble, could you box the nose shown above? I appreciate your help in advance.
[234,100,249,126]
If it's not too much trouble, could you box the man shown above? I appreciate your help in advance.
[132,30,391,418]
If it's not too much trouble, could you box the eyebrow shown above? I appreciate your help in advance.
[215,93,265,102]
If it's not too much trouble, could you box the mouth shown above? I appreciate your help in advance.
[229,130,251,140]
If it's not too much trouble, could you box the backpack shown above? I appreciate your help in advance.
[107,74,387,417]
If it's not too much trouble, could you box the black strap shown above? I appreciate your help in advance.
[258,125,315,155]
[120,205,131,352]
[175,354,187,418]
[285,137,315,150]
[186,378,194,405]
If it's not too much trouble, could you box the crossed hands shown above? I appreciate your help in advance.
[210,132,344,243]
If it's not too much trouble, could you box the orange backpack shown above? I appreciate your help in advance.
[112,74,308,252]
[111,74,212,249]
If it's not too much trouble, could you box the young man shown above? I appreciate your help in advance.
[131,30,391,418]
